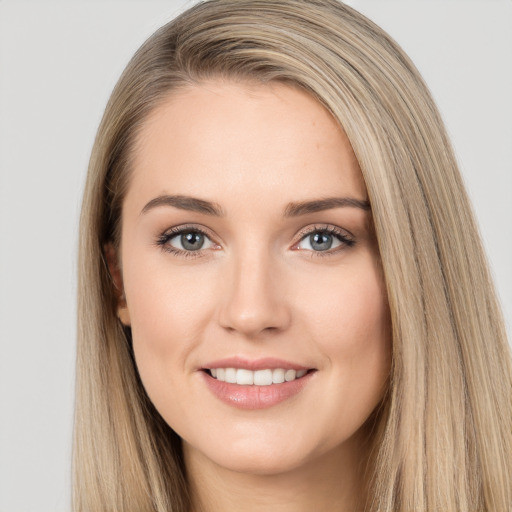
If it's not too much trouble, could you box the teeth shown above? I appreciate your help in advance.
[236,369,254,385]
[225,368,237,383]
[254,369,272,386]
[208,367,309,385]
[285,369,296,381]
[272,368,285,384]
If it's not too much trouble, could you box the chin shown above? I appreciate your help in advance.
[208,449,310,476]
[227,451,305,476]
[183,429,335,478]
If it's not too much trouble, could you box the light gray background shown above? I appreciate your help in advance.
[0,1,510,511]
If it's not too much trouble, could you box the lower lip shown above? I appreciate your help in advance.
[201,370,315,410]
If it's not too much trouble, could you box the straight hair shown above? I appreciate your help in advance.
[74,1,512,510]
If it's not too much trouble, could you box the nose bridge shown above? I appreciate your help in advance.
[218,240,291,337]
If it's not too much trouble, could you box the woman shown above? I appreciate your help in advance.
[74,0,512,510]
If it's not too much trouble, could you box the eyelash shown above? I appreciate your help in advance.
[155,224,215,259]
[155,224,355,258]
[294,224,356,257]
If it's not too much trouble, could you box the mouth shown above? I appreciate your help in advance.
[199,357,317,409]
[202,367,315,386]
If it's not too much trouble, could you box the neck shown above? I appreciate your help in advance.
[184,434,369,512]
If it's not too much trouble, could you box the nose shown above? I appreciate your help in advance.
[217,250,292,338]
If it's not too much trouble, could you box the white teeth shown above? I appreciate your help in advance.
[209,367,309,385]
[254,369,273,386]
[225,368,237,383]
[236,368,254,385]
[272,368,285,384]
[285,369,296,381]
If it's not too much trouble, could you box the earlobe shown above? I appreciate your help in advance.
[104,243,131,326]
[117,303,132,327]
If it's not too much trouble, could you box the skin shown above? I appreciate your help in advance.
[112,81,391,512]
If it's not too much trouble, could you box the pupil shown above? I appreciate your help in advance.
[310,232,332,251]
[181,232,204,251]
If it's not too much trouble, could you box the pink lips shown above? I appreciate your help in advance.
[202,356,310,371]
[199,356,316,410]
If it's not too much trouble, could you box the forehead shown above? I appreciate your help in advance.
[126,80,367,212]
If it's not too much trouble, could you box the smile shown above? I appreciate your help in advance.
[200,359,317,409]
[207,368,308,385]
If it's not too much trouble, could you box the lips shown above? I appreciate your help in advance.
[199,357,317,409]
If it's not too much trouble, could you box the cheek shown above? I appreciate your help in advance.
[302,256,391,398]
[124,242,215,340]
[302,255,389,344]
[121,249,218,404]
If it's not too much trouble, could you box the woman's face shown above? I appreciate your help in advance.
[116,81,391,475]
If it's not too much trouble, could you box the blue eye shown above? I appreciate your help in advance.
[296,227,354,253]
[157,227,216,255]
[307,232,336,251]
[173,231,209,251]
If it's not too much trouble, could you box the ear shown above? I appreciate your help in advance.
[104,243,131,326]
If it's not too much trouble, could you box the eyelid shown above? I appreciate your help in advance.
[295,223,354,240]
[155,223,355,258]
[291,224,356,253]
[156,224,221,257]
[160,223,217,240]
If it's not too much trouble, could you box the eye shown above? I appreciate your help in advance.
[171,230,213,251]
[294,226,355,254]
[156,226,218,256]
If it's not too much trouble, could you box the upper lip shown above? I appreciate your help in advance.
[201,356,314,371]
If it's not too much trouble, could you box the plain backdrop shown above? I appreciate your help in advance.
[0,1,510,511]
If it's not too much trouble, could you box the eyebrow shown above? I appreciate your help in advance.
[141,195,225,216]
[140,194,371,217]
[284,197,371,216]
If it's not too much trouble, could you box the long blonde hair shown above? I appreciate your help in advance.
[74,1,512,510]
